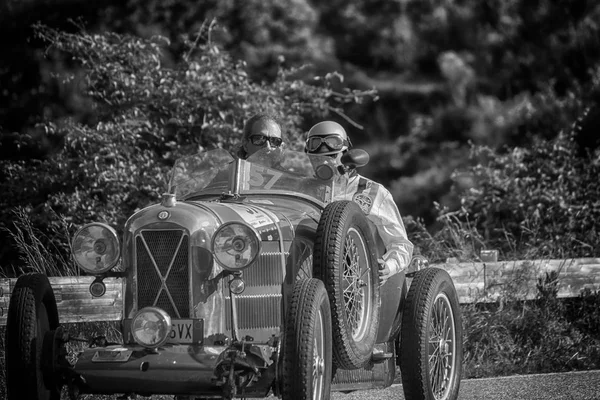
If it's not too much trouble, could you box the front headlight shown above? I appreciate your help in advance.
[72,223,120,274]
[131,307,171,348]
[211,222,261,271]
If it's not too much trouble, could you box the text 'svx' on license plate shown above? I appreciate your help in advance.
[168,319,203,344]
[92,349,133,363]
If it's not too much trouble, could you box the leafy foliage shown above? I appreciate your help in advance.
[463,288,600,378]
[443,128,600,260]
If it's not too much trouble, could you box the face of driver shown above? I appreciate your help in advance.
[309,139,345,162]
[243,119,283,158]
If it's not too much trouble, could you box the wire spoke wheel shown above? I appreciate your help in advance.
[342,228,371,341]
[428,293,456,399]
[400,268,462,400]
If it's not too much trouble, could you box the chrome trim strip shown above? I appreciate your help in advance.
[230,290,239,341]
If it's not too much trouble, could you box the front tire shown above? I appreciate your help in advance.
[282,278,332,400]
[399,268,462,400]
[5,273,61,400]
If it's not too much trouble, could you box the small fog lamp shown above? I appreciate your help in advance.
[408,255,429,274]
[89,278,107,297]
[229,276,246,295]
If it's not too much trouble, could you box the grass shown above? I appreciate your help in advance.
[1,207,78,277]
[461,290,600,378]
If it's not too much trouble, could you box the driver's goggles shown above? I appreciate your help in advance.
[306,135,348,152]
[249,135,283,147]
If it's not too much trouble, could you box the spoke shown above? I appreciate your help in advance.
[341,230,371,338]
[344,283,355,295]
[431,361,440,394]
[436,303,444,334]
[429,352,438,365]
[444,324,452,341]
[430,343,440,355]
[429,358,437,378]
[429,339,439,353]
[441,305,448,329]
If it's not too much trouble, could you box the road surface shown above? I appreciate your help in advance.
[333,370,600,400]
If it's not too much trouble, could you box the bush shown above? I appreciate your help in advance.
[462,291,600,378]
[449,129,600,260]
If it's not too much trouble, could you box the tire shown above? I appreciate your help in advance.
[282,278,332,400]
[399,268,463,400]
[313,200,380,370]
[5,273,61,400]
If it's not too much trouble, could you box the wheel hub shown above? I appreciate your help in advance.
[438,339,449,354]
[314,356,325,375]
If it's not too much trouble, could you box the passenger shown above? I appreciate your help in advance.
[305,121,414,285]
[237,113,284,159]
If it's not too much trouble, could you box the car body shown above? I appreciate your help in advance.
[5,147,463,400]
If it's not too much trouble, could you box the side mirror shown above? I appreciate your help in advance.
[341,149,369,170]
[407,255,429,277]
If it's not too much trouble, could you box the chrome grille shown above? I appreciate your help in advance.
[243,252,284,286]
[136,229,189,318]
[224,252,284,332]
[225,294,281,330]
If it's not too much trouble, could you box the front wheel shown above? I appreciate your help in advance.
[5,273,61,400]
[282,278,333,400]
[399,268,462,400]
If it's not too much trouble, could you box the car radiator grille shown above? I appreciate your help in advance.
[135,229,190,318]
[224,251,285,331]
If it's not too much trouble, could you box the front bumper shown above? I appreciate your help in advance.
[73,344,274,396]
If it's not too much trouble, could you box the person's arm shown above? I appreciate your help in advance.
[369,187,414,285]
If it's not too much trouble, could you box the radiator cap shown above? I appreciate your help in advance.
[161,193,177,207]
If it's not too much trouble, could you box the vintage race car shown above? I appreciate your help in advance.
[5,147,463,400]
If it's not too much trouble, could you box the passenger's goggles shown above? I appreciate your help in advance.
[249,135,283,147]
[305,135,349,152]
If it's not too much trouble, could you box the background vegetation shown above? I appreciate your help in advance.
[1,0,600,393]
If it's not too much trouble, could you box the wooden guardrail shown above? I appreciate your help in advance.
[0,258,599,325]
[439,258,600,303]
[0,276,123,326]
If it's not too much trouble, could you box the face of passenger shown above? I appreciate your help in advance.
[243,120,283,157]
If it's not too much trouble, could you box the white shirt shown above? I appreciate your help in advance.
[334,172,414,275]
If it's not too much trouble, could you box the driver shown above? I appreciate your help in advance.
[236,113,284,159]
[305,121,414,286]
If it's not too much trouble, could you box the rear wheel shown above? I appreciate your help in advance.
[313,200,380,370]
[282,278,332,400]
[399,268,462,400]
[5,273,61,400]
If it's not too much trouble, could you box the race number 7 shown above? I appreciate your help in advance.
[249,166,283,189]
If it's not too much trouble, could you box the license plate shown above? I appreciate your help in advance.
[167,319,203,344]
[92,349,132,363]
